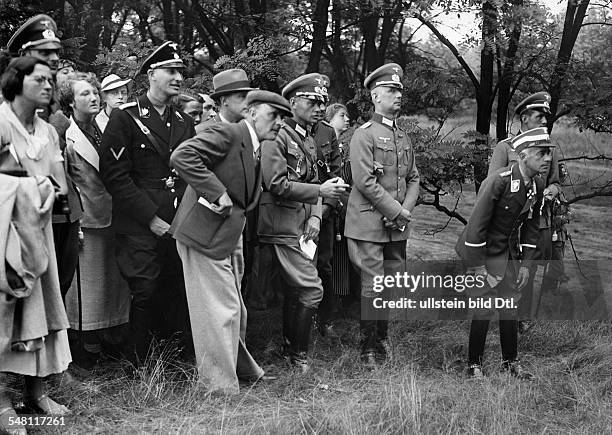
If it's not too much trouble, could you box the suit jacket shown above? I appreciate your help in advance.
[169,120,261,260]
[456,164,543,277]
[258,119,322,245]
[344,113,420,242]
[195,113,222,134]
[99,94,195,235]
[65,118,112,228]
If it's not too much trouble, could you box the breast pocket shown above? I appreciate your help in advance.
[287,147,304,181]
[374,144,395,166]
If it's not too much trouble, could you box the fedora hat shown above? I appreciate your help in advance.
[210,69,256,99]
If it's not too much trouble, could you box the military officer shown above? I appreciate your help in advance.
[7,14,84,301]
[195,68,255,133]
[457,127,554,379]
[345,63,420,367]
[488,92,561,331]
[310,75,342,337]
[258,73,348,372]
[99,41,196,364]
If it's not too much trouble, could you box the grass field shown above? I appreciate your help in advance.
[6,117,611,434]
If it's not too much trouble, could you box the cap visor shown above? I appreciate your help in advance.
[267,103,292,118]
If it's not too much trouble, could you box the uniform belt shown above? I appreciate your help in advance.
[133,176,181,189]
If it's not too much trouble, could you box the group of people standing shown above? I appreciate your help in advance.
[0,12,567,433]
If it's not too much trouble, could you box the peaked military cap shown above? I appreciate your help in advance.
[7,14,61,54]
[511,127,555,153]
[515,92,551,115]
[210,69,256,99]
[282,73,328,101]
[245,90,292,118]
[364,63,403,91]
[139,41,184,74]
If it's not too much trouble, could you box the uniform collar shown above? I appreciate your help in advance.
[371,112,395,130]
[284,118,309,138]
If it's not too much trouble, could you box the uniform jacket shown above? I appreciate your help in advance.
[95,109,110,133]
[344,113,420,242]
[456,164,543,277]
[169,120,261,260]
[312,120,341,209]
[489,133,560,230]
[258,118,322,244]
[99,94,195,235]
[65,118,112,228]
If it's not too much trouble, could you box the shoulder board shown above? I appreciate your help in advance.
[360,121,372,129]
[119,102,137,110]
[499,169,512,177]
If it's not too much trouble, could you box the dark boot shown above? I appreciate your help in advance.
[290,303,316,373]
[375,320,392,361]
[360,320,378,368]
[127,306,152,366]
[282,298,297,359]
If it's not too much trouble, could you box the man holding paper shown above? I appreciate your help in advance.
[169,91,291,394]
[258,73,349,372]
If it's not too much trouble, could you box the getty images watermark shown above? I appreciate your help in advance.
[360,260,612,321]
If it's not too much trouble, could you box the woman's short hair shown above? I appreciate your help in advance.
[57,72,100,115]
[175,92,202,110]
[1,56,50,102]
[325,103,347,123]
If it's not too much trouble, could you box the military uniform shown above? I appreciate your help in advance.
[344,63,420,364]
[488,92,561,321]
[258,73,328,370]
[457,127,552,376]
[312,113,342,332]
[99,42,195,362]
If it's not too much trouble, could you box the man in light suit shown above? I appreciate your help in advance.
[169,91,291,394]
[345,63,420,367]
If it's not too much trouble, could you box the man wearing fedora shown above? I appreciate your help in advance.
[7,14,84,303]
[195,68,255,133]
[170,90,291,393]
[96,74,132,132]
[100,42,195,365]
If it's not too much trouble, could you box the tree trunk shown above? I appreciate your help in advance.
[305,0,330,73]
[474,1,497,192]
[328,0,351,101]
[233,0,254,50]
[548,0,590,133]
[495,0,523,140]
[80,0,103,65]
[360,1,380,73]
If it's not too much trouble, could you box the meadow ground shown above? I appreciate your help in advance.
[6,118,611,434]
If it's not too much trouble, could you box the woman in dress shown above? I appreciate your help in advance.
[59,73,130,370]
[0,56,72,434]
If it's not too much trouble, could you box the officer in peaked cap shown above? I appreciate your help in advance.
[7,14,62,71]
[309,74,342,338]
[457,127,554,380]
[345,63,420,368]
[488,91,560,332]
[99,41,195,365]
[257,73,348,372]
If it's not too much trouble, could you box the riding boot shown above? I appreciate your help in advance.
[290,303,316,373]
[282,297,298,359]
[375,319,392,361]
[360,320,378,368]
[127,305,152,366]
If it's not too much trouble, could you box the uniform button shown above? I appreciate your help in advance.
[140,144,145,148]
[166,122,171,127]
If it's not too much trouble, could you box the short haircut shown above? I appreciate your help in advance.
[175,92,201,110]
[325,103,347,122]
[57,72,100,115]
[0,56,50,102]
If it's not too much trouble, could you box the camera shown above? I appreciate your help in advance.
[53,193,71,215]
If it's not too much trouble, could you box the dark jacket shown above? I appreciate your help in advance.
[99,94,195,235]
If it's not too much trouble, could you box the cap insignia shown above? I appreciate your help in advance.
[392,74,400,82]
[42,29,56,39]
